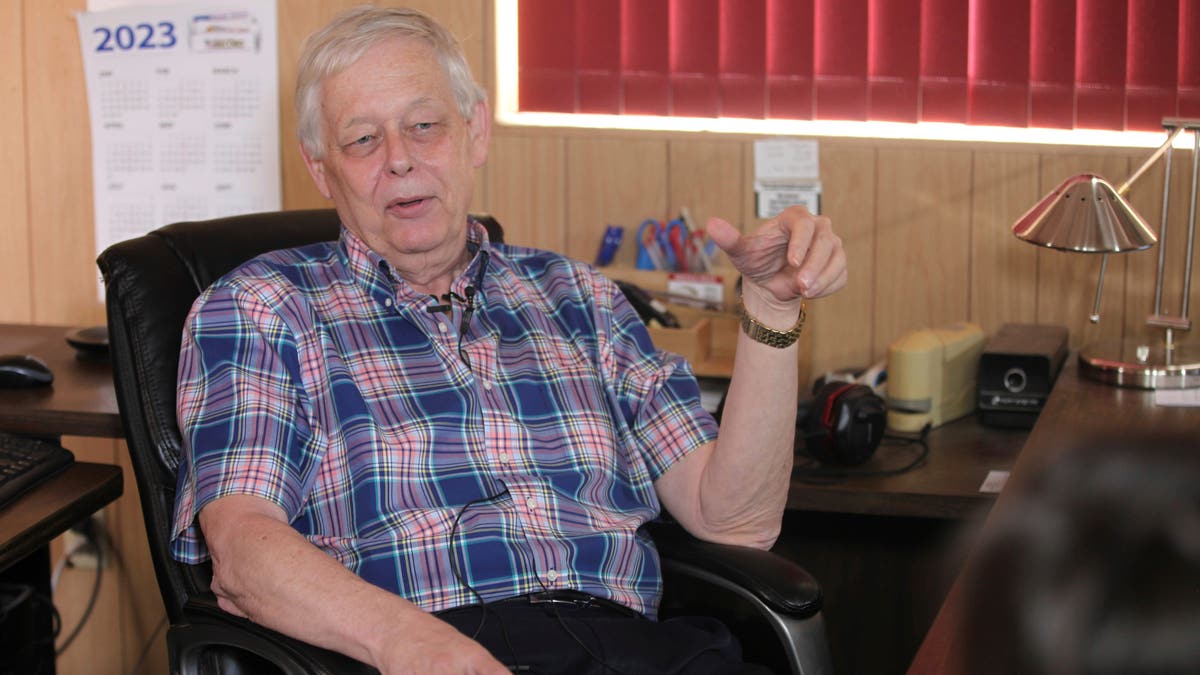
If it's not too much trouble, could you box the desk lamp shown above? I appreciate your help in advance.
[1012,118,1200,389]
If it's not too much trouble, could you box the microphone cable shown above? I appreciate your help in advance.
[447,487,628,674]
[448,487,523,666]
[426,250,489,371]
[525,574,628,675]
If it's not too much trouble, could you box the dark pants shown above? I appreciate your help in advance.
[436,593,773,675]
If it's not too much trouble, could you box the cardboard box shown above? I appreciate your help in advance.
[602,266,739,377]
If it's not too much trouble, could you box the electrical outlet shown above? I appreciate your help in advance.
[63,512,109,570]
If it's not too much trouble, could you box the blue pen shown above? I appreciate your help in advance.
[594,224,623,266]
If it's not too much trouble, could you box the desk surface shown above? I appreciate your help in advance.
[790,416,1027,520]
[0,324,125,570]
[0,323,122,438]
[907,361,1200,674]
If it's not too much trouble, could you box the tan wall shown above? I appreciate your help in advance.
[6,1,1198,672]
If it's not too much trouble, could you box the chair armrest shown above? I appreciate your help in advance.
[648,522,823,618]
[174,593,378,675]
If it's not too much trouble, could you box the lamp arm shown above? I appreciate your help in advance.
[1144,121,1199,336]
[1093,125,1186,325]
[1181,131,1199,321]
[1091,255,1109,324]
[1116,126,1188,196]
[1152,143,1176,317]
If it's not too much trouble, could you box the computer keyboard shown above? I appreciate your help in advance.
[0,432,75,511]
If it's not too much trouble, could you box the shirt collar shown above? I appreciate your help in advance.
[336,220,494,308]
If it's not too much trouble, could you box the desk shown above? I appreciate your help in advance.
[0,463,123,572]
[777,414,1027,674]
[0,323,125,674]
[0,323,122,438]
[907,361,1200,674]
[790,415,1027,519]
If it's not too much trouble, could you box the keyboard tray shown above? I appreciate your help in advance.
[0,433,75,511]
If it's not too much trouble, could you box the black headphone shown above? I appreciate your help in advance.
[799,381,887,466]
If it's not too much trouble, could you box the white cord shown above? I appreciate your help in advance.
[50,537,93,592]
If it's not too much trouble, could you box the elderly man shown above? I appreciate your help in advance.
[170,5,846,674]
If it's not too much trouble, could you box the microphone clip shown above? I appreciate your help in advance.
[426,289,469,315]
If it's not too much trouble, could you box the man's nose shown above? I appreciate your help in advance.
[384,133,413,176]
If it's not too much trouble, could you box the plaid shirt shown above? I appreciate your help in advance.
[170,222,718,617]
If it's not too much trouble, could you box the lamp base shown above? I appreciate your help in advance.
[1079,338,1200,389]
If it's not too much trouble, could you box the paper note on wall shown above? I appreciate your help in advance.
[77,0,281,296]
[754,139,821,218]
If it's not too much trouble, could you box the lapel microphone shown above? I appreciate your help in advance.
[424,251,489,368]
[425,251,488,318]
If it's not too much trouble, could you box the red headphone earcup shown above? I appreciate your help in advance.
[803,382,848,465]
[802,382,886,466]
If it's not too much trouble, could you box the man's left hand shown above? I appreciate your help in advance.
[706,205,846,307]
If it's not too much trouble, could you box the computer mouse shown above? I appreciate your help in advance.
[0,353,54,388]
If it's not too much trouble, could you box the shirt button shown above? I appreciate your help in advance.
[384,298,393,307]
[438,321,449,333]
[545,570,559,582]
[525,498,537,510]
[497,452,509,463]
[482,380,493,390]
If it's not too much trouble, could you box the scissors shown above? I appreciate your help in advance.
[637,218,692,271]
[662,219,691,271]
[636,219,669,270]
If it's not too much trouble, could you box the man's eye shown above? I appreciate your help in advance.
[340,134,378,156]
[413,122,435,132]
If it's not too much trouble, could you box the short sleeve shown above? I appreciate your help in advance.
[169,281,321,564]
[600,278,720,481]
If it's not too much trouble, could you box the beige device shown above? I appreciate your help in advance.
[886,322,986,433]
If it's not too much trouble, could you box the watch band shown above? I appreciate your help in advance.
[736,286,806,348]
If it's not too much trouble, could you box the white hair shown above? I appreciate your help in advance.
[295,5,486,158]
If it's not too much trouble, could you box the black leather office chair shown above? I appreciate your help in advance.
[98,209,831,674]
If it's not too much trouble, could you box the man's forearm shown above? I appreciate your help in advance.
[201,499,421,665]
[700,316,800,544]
[196,494,513,673]
[655,290,801,549]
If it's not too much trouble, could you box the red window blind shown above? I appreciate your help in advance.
[516,0,1200,132]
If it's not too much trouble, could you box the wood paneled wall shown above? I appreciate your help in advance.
[5,1,1198,672]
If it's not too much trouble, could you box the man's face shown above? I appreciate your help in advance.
[301,37,489,270]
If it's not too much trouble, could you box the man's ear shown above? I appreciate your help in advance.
[300,142,333,199]
[467,100,491,168]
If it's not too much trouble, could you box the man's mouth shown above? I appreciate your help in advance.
[387,196,429,212]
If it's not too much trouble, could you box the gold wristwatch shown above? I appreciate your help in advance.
[735,282,806,348]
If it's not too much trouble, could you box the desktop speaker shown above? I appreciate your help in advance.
[977,323,1068,428]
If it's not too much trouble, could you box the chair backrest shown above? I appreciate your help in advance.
[96,208,501,621]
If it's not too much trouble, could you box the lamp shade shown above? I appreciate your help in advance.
[1012,174,1157,252]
